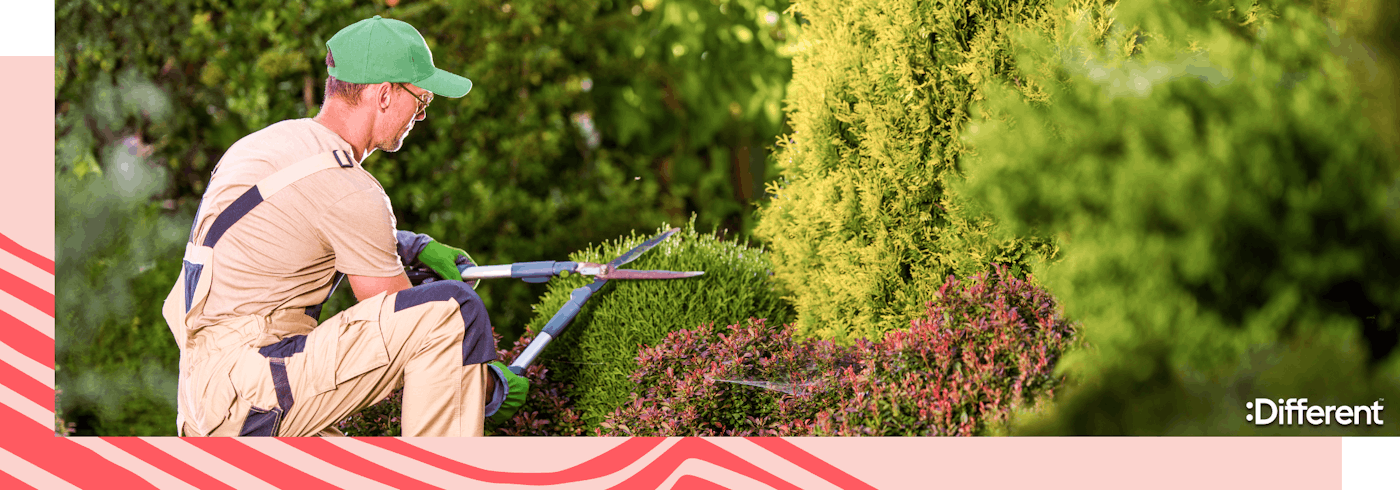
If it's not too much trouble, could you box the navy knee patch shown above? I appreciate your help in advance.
[394,280,475,309]
[394,281,498,365]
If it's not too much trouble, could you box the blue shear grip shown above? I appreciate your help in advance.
[511,261,579,283]
[540,283,598,338]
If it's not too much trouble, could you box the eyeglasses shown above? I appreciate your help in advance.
[394,82,433,116]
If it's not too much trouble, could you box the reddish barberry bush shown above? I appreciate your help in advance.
[601,318,851,437]
[336,387,404,437]
[603,265,1076,436]
[487,333,589,436]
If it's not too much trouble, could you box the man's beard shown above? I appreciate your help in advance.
[383,120,415,153]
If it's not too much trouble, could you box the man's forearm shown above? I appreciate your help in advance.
[347,272,413,301]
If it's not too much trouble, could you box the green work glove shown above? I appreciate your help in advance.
[486,361,530,424]
[418,240,472,282]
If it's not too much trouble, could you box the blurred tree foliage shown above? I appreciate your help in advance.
[57,0,796,435]
[56,76,187,435]
[753,0,1059,343]
[954,0,1400,435]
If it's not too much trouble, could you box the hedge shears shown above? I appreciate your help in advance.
[406,228,702,375]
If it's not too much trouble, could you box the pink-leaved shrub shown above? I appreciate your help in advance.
[487,333,590,436]
[601,265,1076,436]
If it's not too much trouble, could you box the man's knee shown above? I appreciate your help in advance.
[394,280,478,310]
[392,281,497,365]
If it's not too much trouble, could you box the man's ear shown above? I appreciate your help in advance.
[374,82,394,112]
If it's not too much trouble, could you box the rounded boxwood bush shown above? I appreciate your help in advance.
[522,219,794,430]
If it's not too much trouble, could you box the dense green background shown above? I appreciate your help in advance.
[56,0,797,436]
[952,0,1400,434]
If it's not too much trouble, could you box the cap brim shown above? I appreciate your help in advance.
[414,68,473,98]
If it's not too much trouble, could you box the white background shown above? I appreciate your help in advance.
[1343,437,1400,489]
[3,1,55,56]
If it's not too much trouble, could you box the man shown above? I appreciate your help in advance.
[161,16,528,437]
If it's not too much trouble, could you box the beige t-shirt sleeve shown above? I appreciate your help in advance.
[320,187,405,277]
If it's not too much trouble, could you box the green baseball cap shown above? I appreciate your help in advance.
[326,15,472,98]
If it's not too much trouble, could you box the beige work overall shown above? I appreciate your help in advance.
[162,149,496,437]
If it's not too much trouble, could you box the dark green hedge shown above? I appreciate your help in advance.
[56,0,796,436]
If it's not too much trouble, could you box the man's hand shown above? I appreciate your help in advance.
[419,240,473,282]
[486,361,530,424]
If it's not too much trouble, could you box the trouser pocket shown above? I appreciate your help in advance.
[302,295,390,395]
[230,350,295,436]
[239,406,285,437]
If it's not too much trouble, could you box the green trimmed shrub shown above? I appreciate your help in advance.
[753,0,1059,344]
[523,219,794,429]
[954,0,1400,434]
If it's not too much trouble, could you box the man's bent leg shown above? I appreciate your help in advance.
[389,281,497,436]
[271,282,497,437]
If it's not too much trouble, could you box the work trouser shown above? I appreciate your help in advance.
[184,280,498,437]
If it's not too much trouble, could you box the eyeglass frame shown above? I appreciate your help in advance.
[394,82,433,116]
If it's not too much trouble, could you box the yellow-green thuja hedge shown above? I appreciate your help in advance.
[755,0,1058,342]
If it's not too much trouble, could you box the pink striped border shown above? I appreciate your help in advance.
[17,50,1359,488]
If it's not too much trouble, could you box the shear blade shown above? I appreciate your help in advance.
[607,227,680,268]
[600,269,704,280]
[711,378,820,395]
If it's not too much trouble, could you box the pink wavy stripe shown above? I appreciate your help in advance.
[187,438,338,489]
[747,438,877,490]
[361,436,666,484]
[106,438,239,490]
[282,438,442,489]
[0,358,51,410]
[0,404,154,489]
[0,465,36,490]
[0,234,53,275]
[0,309,53,367]
[610,438,801,490]
[673,474,729,490]
[0,267,53,317]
